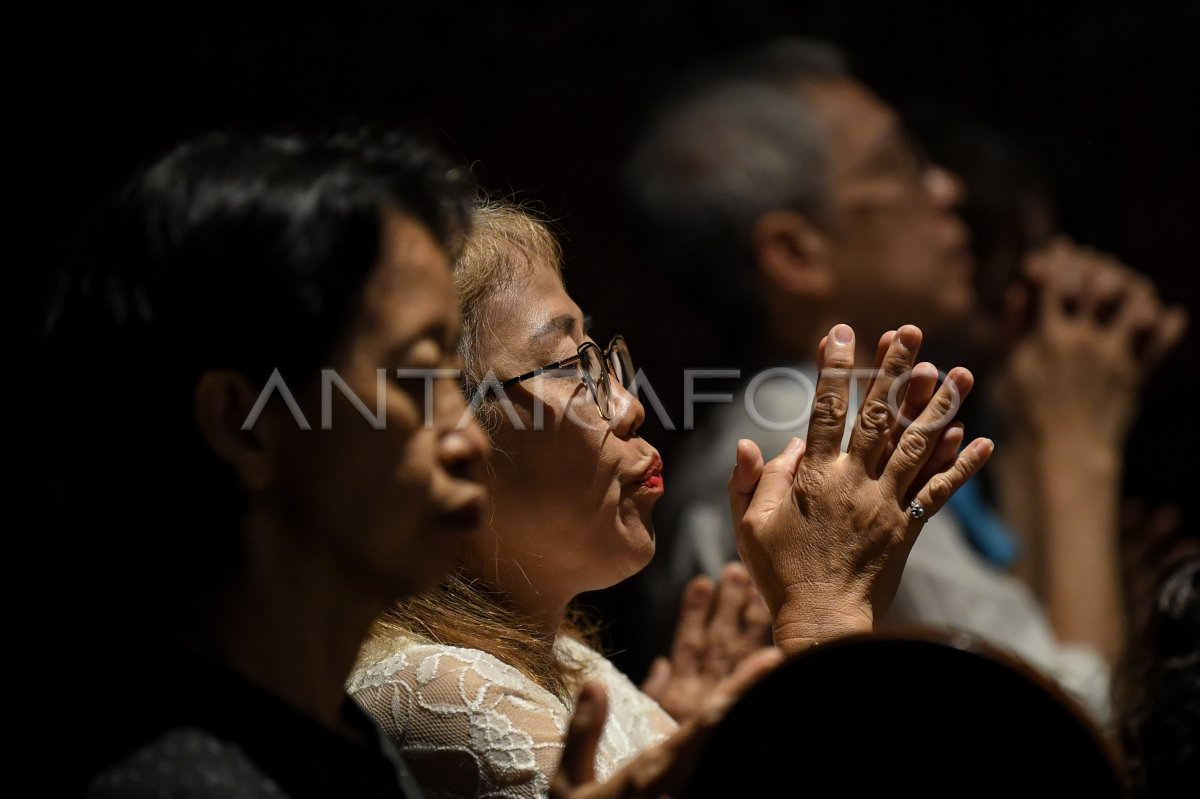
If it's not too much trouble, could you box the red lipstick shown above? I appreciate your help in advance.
[639,454,665,492]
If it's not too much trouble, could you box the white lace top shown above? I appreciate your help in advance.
[349,634,677,799]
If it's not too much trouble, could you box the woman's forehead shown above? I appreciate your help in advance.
[499,258,583,337]
[363,215,456,331]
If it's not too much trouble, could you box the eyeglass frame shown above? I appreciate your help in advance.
[497,335,632,422]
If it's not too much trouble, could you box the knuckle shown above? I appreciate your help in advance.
[859,398,893,433]
[923,472,956,506]
[919,392,959,427]
[812,390,849,425]
[896,431,931,463]
[823,344,854,368]
[931,383,959,414]
[834,490,860,517]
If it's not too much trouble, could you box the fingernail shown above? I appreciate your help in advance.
[833,324,853,344]
[786,436,803,454]
[897,325,921,350]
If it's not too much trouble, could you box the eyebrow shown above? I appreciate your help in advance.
[531,313,579,342]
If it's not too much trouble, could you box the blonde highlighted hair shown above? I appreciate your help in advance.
[369,199,595,702]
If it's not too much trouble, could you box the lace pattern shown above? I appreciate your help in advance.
[349,635,676,798]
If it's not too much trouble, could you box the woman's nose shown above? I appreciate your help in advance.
[607,380,646,438]
[436,377,491,478]
[923,163,965,209]
[438,420,490,481]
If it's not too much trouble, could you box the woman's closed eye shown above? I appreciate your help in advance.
[400,338,447,370]
[544,365,583,381]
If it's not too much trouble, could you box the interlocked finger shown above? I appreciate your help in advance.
[857,330,897,403]
[909,437,995,526]
[847,325,922,473]
[907,422,965,504]
[876,360,939,476]
[884,366,974,500]
[807,324,856,464]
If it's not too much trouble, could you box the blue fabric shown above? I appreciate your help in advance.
[946,478,1021,569]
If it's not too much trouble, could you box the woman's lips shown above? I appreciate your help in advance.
[639,454,664,492]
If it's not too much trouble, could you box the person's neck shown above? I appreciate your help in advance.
[471,551,571,641]
[505,579,570,641]
[199,509,384,739]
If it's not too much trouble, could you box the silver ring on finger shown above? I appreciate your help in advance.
[908,499,929,524]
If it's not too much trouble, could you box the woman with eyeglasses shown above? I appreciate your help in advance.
[350,201,994,798]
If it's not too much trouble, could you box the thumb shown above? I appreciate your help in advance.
[732,437,805,526]
[554,681,608,791]
[728,438,766,525]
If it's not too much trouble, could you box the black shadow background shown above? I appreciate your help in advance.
[22,0,1199,676]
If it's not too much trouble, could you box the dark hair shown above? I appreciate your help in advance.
[726,37,847,86]
[44,130,473,633]
[370,200,593,703]
[1119,556,1200,797]
[624,39,846,358]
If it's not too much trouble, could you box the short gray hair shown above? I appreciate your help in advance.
[625,39,846,353]
[628,79,832,250]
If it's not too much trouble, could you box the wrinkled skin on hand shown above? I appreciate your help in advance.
[728,324,993,652]
[550,323,993,797]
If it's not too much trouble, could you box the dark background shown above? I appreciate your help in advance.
[23,0,1199,662]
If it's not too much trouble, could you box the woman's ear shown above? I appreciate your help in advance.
[194,369,279,494]
[752,209,835,301]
